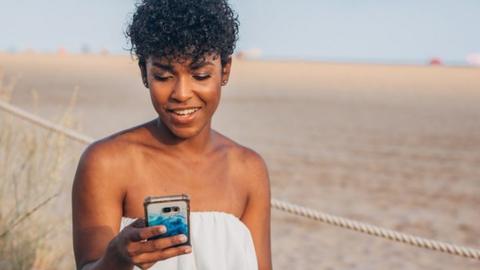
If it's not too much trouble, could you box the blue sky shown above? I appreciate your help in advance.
[1,0,479,64]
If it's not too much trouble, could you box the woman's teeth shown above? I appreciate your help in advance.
[172,108,199,116]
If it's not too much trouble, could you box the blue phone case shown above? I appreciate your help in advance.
[144,194,190,245]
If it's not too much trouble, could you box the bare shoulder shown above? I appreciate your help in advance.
[215,132,270,190]
[236,145,269,179]
[78,122,151,172]
[73,122,154,199]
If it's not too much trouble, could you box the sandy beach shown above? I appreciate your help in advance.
[1,52,479,269]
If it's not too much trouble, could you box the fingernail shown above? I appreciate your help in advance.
[178,234,187,243]
[158,226,166,233]
[184,246,192,253]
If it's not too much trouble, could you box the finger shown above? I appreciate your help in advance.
[141,234,189,253]
[129,218,146,228]
[132,245,192,265]
[126,234,188,256]
[138,262,155,270]
[129,226,166,242]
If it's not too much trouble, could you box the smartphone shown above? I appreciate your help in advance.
[143,194,190,245]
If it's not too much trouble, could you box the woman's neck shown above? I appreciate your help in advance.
[154,118,215,156]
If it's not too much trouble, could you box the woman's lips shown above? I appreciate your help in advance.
[167,107,201,125]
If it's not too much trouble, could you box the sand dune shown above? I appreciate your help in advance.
[1,52,479,269]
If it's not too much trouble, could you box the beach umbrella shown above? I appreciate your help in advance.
[429,57,443,66]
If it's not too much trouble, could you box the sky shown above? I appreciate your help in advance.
[0,0,479,64]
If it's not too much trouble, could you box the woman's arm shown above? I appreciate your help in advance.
[72,142,130,269]
[72,142,191,270]
[240,150,272,270]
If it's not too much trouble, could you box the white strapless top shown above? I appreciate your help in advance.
[120,211,258,270]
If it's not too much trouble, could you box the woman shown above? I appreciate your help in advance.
[71,0,272,269]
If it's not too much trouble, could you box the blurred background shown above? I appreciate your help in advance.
[0,1,479,269]
[1,0,480,64]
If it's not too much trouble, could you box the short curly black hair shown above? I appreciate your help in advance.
[126,0,239,66]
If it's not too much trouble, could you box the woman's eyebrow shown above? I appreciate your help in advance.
[152,62,174,71]
[189,61,214,70]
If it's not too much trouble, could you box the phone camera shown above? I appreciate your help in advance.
[173,207,180,212]
[162,207,172,213]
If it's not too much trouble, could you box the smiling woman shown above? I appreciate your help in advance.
[71,1,272,270]
[144,54,226,139]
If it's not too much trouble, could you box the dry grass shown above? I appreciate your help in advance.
[0,70,76,270]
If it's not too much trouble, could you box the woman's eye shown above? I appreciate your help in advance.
[154,75,171,81]
[193,74,211,81]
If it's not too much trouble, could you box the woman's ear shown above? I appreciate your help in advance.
[221,56,232,86]
[139,61,149,88]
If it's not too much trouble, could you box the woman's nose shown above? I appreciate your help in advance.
[170,76,193,102]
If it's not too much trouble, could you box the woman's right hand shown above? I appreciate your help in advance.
[106,218,192,270]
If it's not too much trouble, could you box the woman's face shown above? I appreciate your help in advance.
[143,54,231,139]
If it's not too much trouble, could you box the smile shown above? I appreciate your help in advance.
[167,107,201,116]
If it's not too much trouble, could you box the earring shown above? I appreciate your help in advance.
[222,80,227,85]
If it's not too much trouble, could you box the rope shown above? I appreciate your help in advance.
[271,199,480,260]
[0,100,93,144]
[1,99,479,260]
